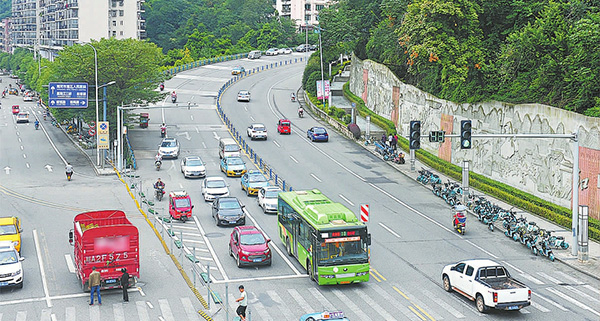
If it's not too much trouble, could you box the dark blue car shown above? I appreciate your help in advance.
[307,127,329,142]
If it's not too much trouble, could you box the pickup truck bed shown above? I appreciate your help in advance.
[482,277,527,290]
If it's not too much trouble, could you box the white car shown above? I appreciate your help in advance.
[265,48,278,56]
[158,137,180,159]
[257,186,281,214]
[247,123,267,140]
[201,177,230,202]
[0,241,24,289]
[23,95,33,102]
[280,48,292,54]
[237,90,251,102]
[16,112,29,123]
[180,155,206,178]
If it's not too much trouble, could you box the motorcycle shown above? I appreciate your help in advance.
[155,186,165,201]
[171,94,177,103]
[161,127,167,138]
[155,160,162,171]
[35,122,40,130]
[291,93,296,102]
[298,108,304,118]
[160,83,164,91]
[66,171,73,181]
[452,205,467,235]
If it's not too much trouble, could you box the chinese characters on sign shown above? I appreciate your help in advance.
[316,80,330,100]
[48,82,89,108]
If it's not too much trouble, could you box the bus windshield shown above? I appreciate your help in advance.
[317,236,368,266]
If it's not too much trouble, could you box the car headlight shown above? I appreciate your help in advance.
[356,271,368,276]
[264,249,270,254]
[11,269,22,276]
[241,250,251,255]
[322,274,335,279]
[12,241,19,247]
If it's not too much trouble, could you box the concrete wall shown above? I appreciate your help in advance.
[349,55,600,219]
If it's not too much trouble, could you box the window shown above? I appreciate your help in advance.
[119,10,124,17]
[112,31,116,37]
[112,21,116,26]
[120,21,123,25]
[298,221,312,251]
[305,15,310,22]
[455,263,466,273]
[111,10,117,17]
[119,1,124,6]
[316,4,324,10]
[466,265,474,277]
[111,0,116,7]
[305,4,311,11]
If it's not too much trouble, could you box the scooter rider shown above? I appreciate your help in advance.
[65,163,74,180]
[154,178,166,198]
[290,92,296,102]
[171,91,177,103]
[160,123,167,137]
[34,119,40,130]
[298,106,304,118]
[155,153,163,167]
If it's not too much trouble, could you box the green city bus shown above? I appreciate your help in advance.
[278,189,371,285]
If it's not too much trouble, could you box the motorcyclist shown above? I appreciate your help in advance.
[154,178,166,199]
[160,83,165,91]
[171,91,177,103]
[160,123,167,138]
[298,106,304,118]
[65,163,74,180]
[290,92,296,102]
[155,153,163,168]
[34,119,40,130]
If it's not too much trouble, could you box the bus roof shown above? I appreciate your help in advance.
[279,190,363,230]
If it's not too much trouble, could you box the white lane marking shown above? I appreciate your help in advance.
[159,299,176,321]
[519,309,531,314]
[138,286,146,297]
[190,115,194,121]
[64,254,77,273]
[530,301,550,312]
[65,307,76,321]
[20,145,24,150]
[310,173,321,182]
[308,288,336,310]
[146,301,154,309]
[464,240,498,259]
[18,137,22,142]
[532,291,568,311]
[51,313,58,321]
[420,288,466,318]
[23,153,26,159]
[554,271,584,285]
[40,309,51,321]
[195,126,200,134]
[16,311,26,321]
[564,285,600,304]
[378,223,401,238]
[245,208,302,275]
[113,303,125,321]
[332,289,372,321]
[90,304,100,321]
[584,284,600,295]
[353,288,396,320]
[287,289,312,314]
[34,229,52,307]
[137,301,150,321]
[213,131,220,141]
[26,163,30,168]
[546,287,600,316]
[181,297,201,321]
[518,273,545,285]
[192,216,228,281]
[536,272,561,284]
[252,300,273,321]
[289,155,298,163]
[202,141,207,148]
[179,183,184,189]
[501,261,524,274]
[212,273,307,284]
[273,140,281,147]
[267,290,296,321]
[338,194,354,207]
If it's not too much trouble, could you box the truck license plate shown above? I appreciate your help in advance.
[105,279,117,284]
[507,305,519,310]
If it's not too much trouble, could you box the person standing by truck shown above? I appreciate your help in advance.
[120,268,129,302]
[89,267,101,305]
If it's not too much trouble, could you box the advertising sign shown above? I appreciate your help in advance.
[48,82,89,108]
[316,80,330,100]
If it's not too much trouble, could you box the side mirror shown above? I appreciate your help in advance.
[450,266,456,271]
[68,230,74,245]
[19,257,25,261]
[191,205,194,209]
[241,204,246,209]
[267,238,271,243]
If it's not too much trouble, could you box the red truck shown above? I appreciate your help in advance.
[68,210,139,291]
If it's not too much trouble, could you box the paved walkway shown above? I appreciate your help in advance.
[361,142,600,280]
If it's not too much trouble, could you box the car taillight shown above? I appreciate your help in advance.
[528,290,531,300]
[493,292,498,303]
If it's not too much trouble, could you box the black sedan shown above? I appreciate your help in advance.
[212,197,246,226]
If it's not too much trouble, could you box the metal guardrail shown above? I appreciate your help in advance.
[216,58,306,192]
[301,91,356,140]
[163,53,249,76]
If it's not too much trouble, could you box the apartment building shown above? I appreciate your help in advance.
[11,0,146,54]
[276,0,330,27]
[1,19,11,53]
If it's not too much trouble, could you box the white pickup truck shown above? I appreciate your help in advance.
[442,259,531,313]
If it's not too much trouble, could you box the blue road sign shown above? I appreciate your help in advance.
[48,82,89,108]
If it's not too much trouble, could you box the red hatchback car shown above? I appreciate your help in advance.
[12,105,20,115]
[277,119,291,134]
[229,226,272,267]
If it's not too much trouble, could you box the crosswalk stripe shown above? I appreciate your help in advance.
[40,309,51,321]
[564,285,600,304]
[65,307,76,321]
[332,289,372,321]
[181,297,201,321]
[15,312,26,321]
[89,305,100,321]
[251,300,273,321]
[159,299,176,321]
[532,292,568,311]
[267,290,296,320]
[0,312,2,321]
[519,308,530,313]
[518,272,544,285]
[113,303,125,321]
[308,288,336,311]
[546,288,600,316]
[398,288,443,321]
[353,288,396,320]
[169,225,201,231]
[536,272,561,284]
[584,284,600,295]
[287,289,312,314]
[370,283,422,321]
[554,271,584,285]
[136,301,150,321]
[420,288,465,319]
[530,301,551,312]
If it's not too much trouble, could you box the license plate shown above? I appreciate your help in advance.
[229,221,237,224]
[253,258,262,262]
[0,281,8,286]
[507,305,519,310]
[105,279,117,284]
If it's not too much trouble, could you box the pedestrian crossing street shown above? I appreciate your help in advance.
[0,269,598,320]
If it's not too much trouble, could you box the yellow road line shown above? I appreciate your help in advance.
[409,306,426,320]
[414,303,436,321]
[392,286,410,300]
[370,267,386,281]
[369,271,381,282]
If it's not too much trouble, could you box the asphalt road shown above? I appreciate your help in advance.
[0,77,206,320]
[127,54,599,321]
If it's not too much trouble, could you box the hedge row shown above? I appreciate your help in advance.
[342,82,600,242]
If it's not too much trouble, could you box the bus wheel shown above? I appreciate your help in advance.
[286,239,292,256]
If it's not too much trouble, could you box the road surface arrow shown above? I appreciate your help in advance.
[213,132,220,141]
[45,164,53,172]
[4,166,10,174]
[176,132,191,141]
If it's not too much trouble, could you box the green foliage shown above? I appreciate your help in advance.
[343,82,397,135]
[0,0,10,19]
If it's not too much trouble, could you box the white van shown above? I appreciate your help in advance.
[248,50,261,59]
[219,138,241,159]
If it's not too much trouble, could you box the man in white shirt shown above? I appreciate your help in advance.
[235,285,247,321]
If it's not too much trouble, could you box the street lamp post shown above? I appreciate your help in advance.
[84,43,100,166]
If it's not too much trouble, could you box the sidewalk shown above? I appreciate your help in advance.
[362,143,600,280]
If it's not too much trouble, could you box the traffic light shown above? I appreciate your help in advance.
[409,120,421,150]
[460,120,472,149]
[429,131,445,143]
